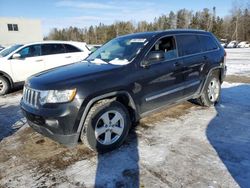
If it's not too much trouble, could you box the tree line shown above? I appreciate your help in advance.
[45,6,250,44]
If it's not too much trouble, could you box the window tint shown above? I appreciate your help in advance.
[150,36,177,61]
[64,44,81,53]
[41,44,66,55]
[199,35,218,51]
[18,45,41,58]
[176,35,202,56]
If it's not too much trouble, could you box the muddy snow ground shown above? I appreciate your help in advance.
[0,48,250,188]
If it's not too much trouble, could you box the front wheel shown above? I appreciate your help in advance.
[80,100,131,153]
[197,73,221,107]
[0,76,10,96]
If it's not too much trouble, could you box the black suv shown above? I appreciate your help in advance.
[21,30,226,152]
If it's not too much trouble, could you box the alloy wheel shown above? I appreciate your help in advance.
[95,110,125,145]
[207,78,220,102]
[0,80,4,92]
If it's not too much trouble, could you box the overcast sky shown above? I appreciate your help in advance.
[0,0,248,36]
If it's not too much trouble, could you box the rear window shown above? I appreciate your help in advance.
[176,35,202,56]
[199,35,218,51]
[64,44,82,53]
[41,44,66,55]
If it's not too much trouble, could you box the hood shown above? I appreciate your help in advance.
[27,61,121,90]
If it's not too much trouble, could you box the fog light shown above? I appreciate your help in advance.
[45,119,59,128]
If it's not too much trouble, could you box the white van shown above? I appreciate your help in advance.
[0,41,90,95]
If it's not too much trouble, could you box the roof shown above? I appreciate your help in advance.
[22,40,87,46]
[120,29,208,39]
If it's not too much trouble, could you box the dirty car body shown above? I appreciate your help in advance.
[20,30,226,151]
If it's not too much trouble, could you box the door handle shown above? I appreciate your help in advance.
[35,59,43,62]
[174,62,182,67]
[203,56,208,60]
[65,56,71,58]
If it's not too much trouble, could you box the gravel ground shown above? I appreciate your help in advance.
[0,49,250,188]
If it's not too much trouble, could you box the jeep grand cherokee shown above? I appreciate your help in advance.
[21,30,226,152]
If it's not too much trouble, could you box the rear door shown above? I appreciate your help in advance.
[176,34,204,97]
[135,36,186,114]
[41,43,69,70]
[10,44,45,82]
[64,44,88,62]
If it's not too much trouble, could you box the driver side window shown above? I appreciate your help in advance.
[150,36,177,61]
[18,45,41,58]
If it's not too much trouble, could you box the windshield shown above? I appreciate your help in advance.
[87,35,149,65]
[0,44,23,57]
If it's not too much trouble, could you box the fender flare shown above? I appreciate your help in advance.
[200,65,223,94]
[0,71,14,88]
[76,91,137,134]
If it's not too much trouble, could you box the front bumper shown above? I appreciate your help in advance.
[20,98,83,147]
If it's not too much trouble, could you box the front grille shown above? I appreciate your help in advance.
[23,87,39,108]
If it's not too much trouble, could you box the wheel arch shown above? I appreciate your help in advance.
[0,71,14,88]
[76,91,138,135]
[200,66,223,94]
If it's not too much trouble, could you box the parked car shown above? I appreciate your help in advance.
[21,30,226,152]
[227,40,238,48]
[0,41,90,95]
[220,39,228,48]
[237,41,249,48]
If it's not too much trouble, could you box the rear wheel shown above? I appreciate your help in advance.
[197,73,221,107]
[80,100,131,152]
[0,76,10,96]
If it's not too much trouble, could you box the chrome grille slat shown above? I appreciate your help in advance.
[27,89,31,104]
[27,89,30,102]
[25,88,28,102]
[23,87,40,109]
[34,91,38,108]
[31,90,35,105]
[23,87,26,101]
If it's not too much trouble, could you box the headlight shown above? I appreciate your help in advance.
[39,89,77,104]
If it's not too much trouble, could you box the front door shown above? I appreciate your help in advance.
[134,36,186,114]
[10,45,45,82]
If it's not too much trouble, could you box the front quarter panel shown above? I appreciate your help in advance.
[0,59,14,82]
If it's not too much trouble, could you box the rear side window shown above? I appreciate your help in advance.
[41,44,66,55]
[176,35,202,56]
[64,44,82,53]
[199,35,218,51]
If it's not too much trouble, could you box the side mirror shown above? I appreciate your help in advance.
[12,53,21,59]
[142,51,165,67]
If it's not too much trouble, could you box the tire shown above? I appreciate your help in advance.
[0,76,10,96]
[197,73,221,107]
[80,100,131,153]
